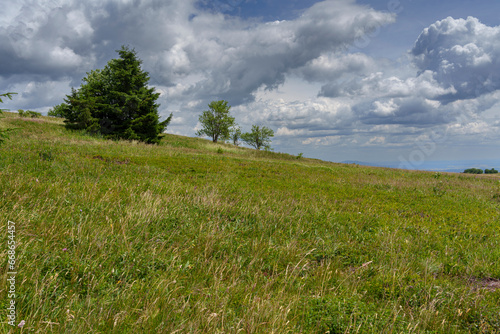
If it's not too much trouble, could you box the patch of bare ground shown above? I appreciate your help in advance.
[19,117,45,122]
[470,277,500,291]
[91,155,130,165]
[18,117,64,124]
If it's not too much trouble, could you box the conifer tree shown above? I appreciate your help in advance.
[61,46,171,143]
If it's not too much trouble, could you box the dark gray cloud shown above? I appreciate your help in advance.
[297,53,377,83]
[0,1,98,80]
[0,0,395,109]
[163,0,395,105]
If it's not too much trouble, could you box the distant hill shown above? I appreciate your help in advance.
[342,160,500,173]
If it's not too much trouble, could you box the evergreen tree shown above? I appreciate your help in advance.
[62,46,171,144]
[48,103,69,118]
[0,92,15,111]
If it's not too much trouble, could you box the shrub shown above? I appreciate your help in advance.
[28,110,41,118]
[463,168,483,174]
[18,110,41,118]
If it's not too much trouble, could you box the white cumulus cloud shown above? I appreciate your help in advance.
[411,16,500,101]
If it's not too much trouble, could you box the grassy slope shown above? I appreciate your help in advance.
[1,112,499,333]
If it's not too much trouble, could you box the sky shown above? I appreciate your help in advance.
[1,0,499,169]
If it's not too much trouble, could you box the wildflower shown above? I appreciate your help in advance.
[62,248,68,252]
[18,320,25,327]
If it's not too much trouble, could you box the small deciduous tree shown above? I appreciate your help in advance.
[196,100,235,143]
[229,126,241,146]
[241,125,274,150]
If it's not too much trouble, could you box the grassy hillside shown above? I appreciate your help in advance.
[1,112,499,333]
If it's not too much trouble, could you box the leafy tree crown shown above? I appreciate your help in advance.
[196,100,235,143]
[241,125,274,150]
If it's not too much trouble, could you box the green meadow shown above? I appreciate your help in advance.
[1,112,499,333]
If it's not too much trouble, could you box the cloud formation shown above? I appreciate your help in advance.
[0,0,395,108]
[1,1,499,163]
[411,16,500,101]
[311,16,500,133]
[162,0,395,105]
